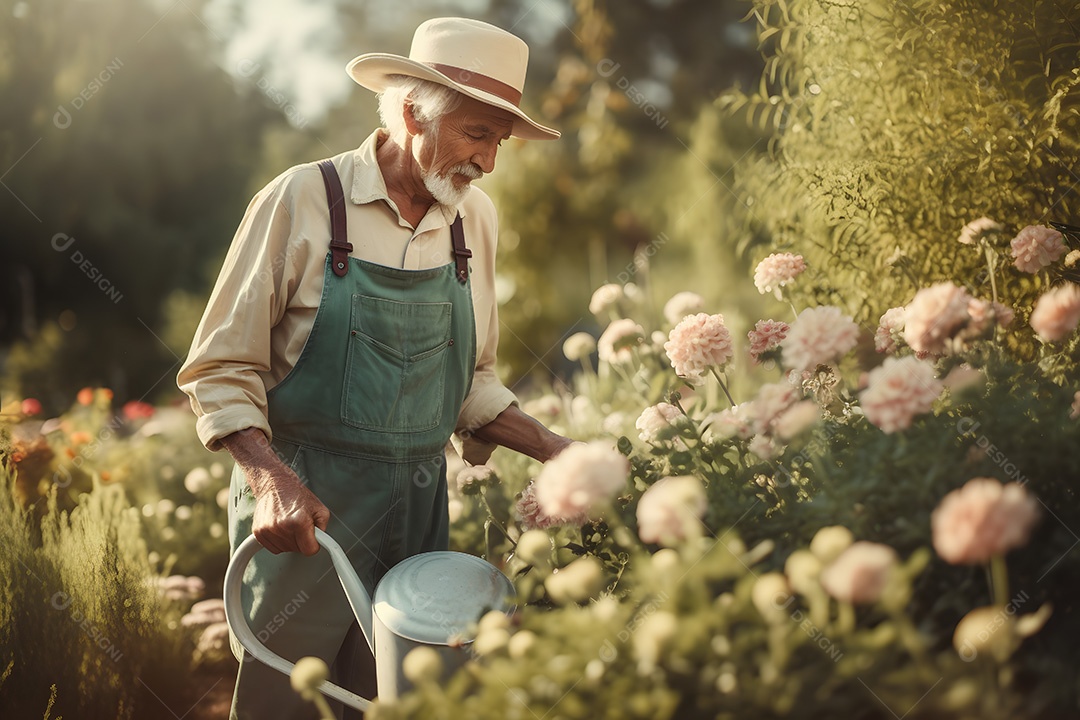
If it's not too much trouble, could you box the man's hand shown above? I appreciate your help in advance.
[220,427,331,555]
[251,473,330,555]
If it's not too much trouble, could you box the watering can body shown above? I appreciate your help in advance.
[224,528,515,711]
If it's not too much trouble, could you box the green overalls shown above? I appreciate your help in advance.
[228,160,476,720]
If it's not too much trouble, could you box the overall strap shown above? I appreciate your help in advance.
[450,214,471,284]
[317,159,352,278]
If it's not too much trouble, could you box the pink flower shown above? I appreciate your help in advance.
[1029,283,1080,342]
[663,292,705,325]
[780,306,860,372]
[751,381,799,435]
[860,356,942,433]
[635,402,684,444]
[1071,391,1080,420]
[636,476,707,546]
[874,307,906,354]
[534,441,629,520]
[820,542,898,604]
[748,320,789,364]
[903,282,973,356]
[516,480,585,530]
[664,313,734,384]
[931,478,1040,565]
[754,252,807,297]
[1010,225,1065,273]
[21,398,42,416]
[748,434,783,460]
[958,217,1002,245]
[597,318,645,364]
[456,466,497,495]
[968,298,1015,333]
[773,401,821,440]
[702,404,754,442]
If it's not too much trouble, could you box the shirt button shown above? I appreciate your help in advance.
[448,338,454,346]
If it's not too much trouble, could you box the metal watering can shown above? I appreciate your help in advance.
[224,528,515,712]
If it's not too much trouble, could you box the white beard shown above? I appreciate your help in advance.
[423,163,482,207]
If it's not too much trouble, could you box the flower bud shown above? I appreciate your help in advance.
[809,526,854,564]
[515,530,553,570]
[545,557,604,605]
[751,573,792,624]
[402,646,443,684]
[290,656,329,696]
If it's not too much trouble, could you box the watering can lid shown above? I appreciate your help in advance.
[373,551,515,645]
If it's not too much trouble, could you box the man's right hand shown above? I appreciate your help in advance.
[220,427,332,556]
[251,475,331,556]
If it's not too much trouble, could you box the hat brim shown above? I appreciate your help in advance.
[347,53,560,141]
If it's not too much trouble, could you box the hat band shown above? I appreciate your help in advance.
[425,62,522,107]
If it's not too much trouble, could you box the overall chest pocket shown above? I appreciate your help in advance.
[342,294,453,432]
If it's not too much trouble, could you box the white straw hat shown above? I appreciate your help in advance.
[346,17,560,141]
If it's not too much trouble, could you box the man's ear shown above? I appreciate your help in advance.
[402,100,423,137]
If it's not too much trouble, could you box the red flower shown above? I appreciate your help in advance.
[122,401,155,420]
[21,398,42,416]
[77,387,94,406]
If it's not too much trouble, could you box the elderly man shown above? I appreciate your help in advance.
[177,17,571,719]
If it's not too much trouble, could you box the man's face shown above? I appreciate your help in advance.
[414,94,515,206]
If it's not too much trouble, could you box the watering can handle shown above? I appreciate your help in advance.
[223,528,374,712]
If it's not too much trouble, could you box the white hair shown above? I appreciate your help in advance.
[377,75,463,142]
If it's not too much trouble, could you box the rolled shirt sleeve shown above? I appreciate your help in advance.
[177,174,302,451]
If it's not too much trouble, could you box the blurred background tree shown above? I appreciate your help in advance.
[0,0,281,411]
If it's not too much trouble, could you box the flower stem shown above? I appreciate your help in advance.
[990,553,1009,607]
[709,367,737,408]
[983,244,999,306]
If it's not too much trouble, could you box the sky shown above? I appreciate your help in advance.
[202,0,572,124]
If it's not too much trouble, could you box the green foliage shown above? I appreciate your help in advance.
[720,0,1080,343]
[415,251,1079,717]
[0,465,193,718]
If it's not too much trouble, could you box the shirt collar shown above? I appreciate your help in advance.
[350,129,467,227]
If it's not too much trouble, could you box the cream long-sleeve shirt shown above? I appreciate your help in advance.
[177,129,517,464]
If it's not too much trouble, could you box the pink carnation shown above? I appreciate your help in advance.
[957,217,1003,245]
[773,401,821,440]
[751,381,799,435]
[780,306,860,372]
[635,402,684,444]
[1029,283,1080,342]
[702,404,754,442]
[931,478,1040,565]
[748,320,789,363]
[874,307,906,354]
[903,282,974,356]
[636,476,707,546]
[820,542,898,604]
[597,318,645,364]
[754,252,807,297]
[967,299,1015,335]
[860,356,943,433]
[534,441,629,520]
[516,480,585,530]
[664,313,734,384]
[1010,225,1065,273]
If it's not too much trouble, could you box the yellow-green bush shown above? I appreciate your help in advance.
[0,465,193,718]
